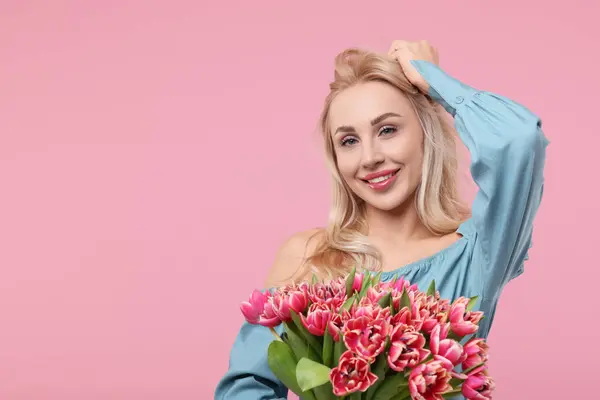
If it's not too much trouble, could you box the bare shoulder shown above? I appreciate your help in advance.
[264,228,325,288]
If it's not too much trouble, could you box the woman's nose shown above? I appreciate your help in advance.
[361,142,385,170]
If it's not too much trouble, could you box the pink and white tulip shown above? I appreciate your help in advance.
[449,297,483,337]
[271,285,309,322]
[240,289,281,328]
[352,273,364,292]
[330,350,378,396]
[300,303,334,336]
[307,280,346,309]
[430,323,466,367]
[387,323,430,372]
[408,359,453,400]
[342,316,390,361]
[327,311,348,342]
[462,338,490,370]
[462,366,495,400]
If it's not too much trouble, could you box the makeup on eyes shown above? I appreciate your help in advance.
[338,124,400,147]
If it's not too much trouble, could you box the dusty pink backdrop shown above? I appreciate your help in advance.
[1,1,597,399]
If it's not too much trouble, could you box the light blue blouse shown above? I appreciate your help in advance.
[214,60,549,400]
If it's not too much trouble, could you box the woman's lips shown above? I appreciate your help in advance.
[361,169,400,191]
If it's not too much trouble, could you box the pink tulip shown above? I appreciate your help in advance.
[462,338,490,370]
[462,367,495,400]
[449,297,483,337]
[430,323,466,367]
[308,281,346,309]
[389,302,424,331]
[366,286,386,304]
[300,303,333,336]
[391,288,428,321]
[342,316,390,361]
[390,276,413,292]
[391,287,415,312]
[353,303,390,321]
[330,350,378,396]
[352,273,364,292]
[240,290,281,328]
[421,316,441,334]
[326,309,350,342]
[387,323,430,372]
[419,296,450,334]
[271,285,309,322]
[408,359,453,400]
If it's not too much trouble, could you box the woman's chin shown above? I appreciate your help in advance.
[360,192,413,212]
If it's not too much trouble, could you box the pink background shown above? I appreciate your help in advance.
[1,1,598,399]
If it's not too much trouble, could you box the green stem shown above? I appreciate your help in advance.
[444,389,462,395]
[269,327,282,341]
[462,361,485,375]
[442,388,463,399]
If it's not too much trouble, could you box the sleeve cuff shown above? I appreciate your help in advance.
[409,60,479,116]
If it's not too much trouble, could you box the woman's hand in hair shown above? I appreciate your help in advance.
[387,40,439,94]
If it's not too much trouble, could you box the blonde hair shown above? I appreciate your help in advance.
[304,48,470,279]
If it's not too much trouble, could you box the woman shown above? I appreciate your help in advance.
[214,40,548,399]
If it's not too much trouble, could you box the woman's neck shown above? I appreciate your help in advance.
[364,200,433,245]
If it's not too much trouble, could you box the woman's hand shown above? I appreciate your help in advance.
[387,40,439,94]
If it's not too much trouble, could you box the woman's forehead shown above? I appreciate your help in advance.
[329,82,412,130]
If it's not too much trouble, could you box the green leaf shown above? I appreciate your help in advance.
[333,335,347,367]
[314,384,336,400]
[378,292,392,309]
[442,389,463,399]
[447,329,463,341]
[449,376,466,388]
[267,340,304,396]
[361,271,371,289]
[283,322,321,363]
[345,266,357,297]
[364,338,391,400]
[288,328,336,400]
[358,272,371,298]
[296,357,332,392]
[370,373,409,400]
[462,360,486,375]
[322,328,334,367]
[426,280,436,296]
[389,388,412,400]
[466,295,479,312]
[399,288,411,310]
[312,274,319,285]
[346,392,362,400]
[372,271,383,286]
[290,311,323,360]
[342,294,355,311]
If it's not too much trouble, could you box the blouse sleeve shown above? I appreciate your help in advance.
[214,321,288,399]
[410,60,549,292]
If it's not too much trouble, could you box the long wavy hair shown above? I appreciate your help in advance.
[302,48,471,280]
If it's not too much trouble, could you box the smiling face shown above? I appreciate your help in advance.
[329,81,425,211]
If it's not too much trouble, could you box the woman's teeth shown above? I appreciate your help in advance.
[368,173,394,184]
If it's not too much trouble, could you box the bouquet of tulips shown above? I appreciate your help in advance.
[240,268,494,400]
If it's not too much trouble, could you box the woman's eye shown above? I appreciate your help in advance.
[379,126,397,136]
[341,137,358,146]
